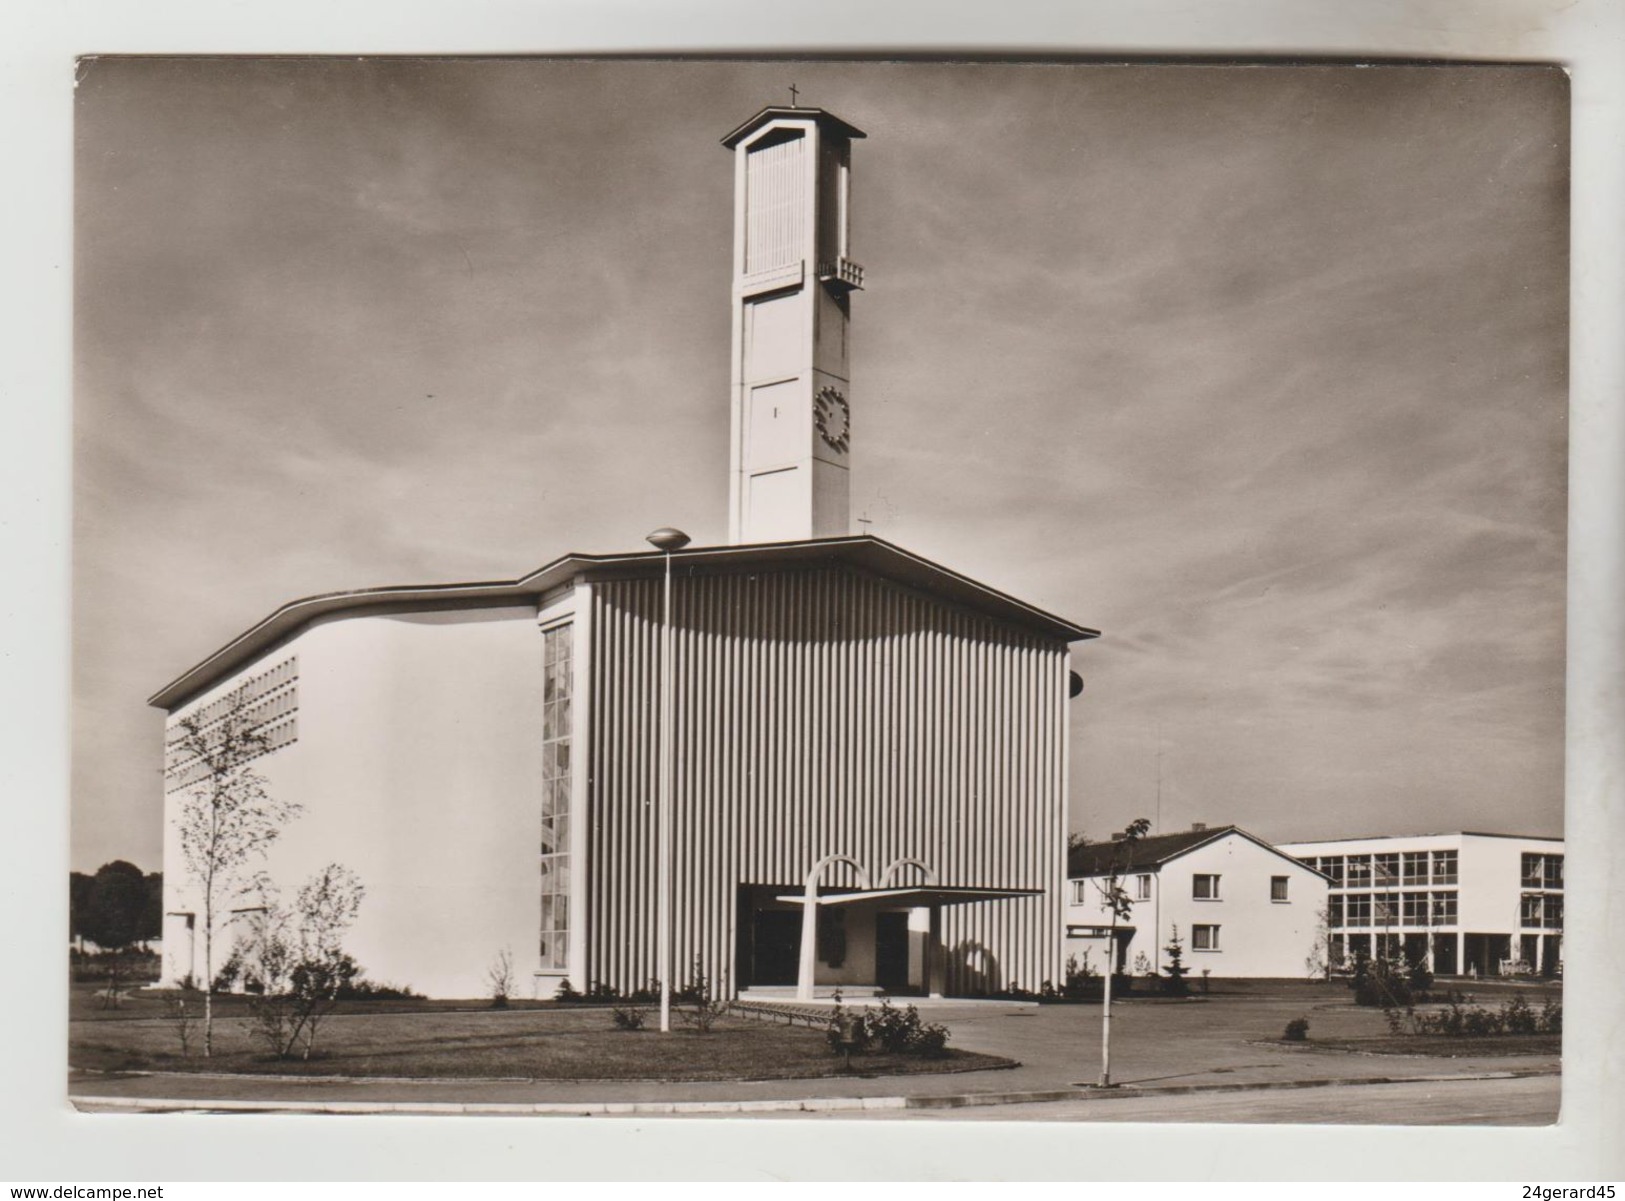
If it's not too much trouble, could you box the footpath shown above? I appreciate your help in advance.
[68,993,1561,1117]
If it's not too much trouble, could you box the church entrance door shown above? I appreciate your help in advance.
[749,909,801,986]
[875,911,910,993]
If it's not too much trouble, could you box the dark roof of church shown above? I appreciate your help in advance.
[1069,825,1325,879]
[149,535,1098,710]
[721,105,866,149]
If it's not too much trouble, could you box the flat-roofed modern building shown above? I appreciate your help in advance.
[1065,825,1328,979]
[1277,832,1565,977]
[154,105,1100,1001]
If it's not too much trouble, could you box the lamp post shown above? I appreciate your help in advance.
[645,526,691,1033]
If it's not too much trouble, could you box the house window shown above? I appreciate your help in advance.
[1402,892,1429,926]
[1270,876,1289,902]
[1322,856,1345,886]
[1192,924,1221,951]
[1543,894,1563,930]
[1345,894,1372,926]
[1346,855,1372,887]
[1402,853,1429,886]
[1431,851,1458,884]
[1328,895,1344,929]
[1521,854,1543,888]
[1430,891,1457,927]
[539,623,573,971]
[1071,879,1088,905]
[1374,853,1399,887]
[1134,874,1151,902]
[1328,933,1346,967]
[1520,893,1543,928]
[1373,892,1399,925]
[1193,874,1221,900]
[1543,855,1563,890]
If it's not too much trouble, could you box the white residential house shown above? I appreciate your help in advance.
[1065,825,1329,980]
[1277,832,1564,977]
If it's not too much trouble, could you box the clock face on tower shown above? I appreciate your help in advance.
[814,386,850,455]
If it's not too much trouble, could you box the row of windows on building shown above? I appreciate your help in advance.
[162,664,300,794]
[1071,874,1292,905]
[1330,890,1457,929]
[1298,850,1565,891]
[1297,851,1458,887]
[1520,853,1565,889]
[164,657,300,751]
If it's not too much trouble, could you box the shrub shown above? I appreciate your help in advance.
[910,1021,951,1058]
[675,963,729,1032]
[337,978,419,1001]
[1351,949,1427,1009]
[868,998,923,1053]
[1283,1017,1310,1042]
[487,949,515,1009]
[1062,953,1098,1001]
[166,996,198,1056]
[212,947,244,995]
[1503,994,1537,1035]
[1539,997,1562,1035]
[825,995,872,1056]
[554,978,582,1003]
[1162,926,1189,997]
[826,998,949,1059]
[1462,1004,1505,1037]
[611,1002,648,1030]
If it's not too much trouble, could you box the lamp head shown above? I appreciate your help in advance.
[645,527,692,553]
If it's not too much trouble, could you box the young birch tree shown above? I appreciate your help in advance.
[1092,817,1151,1088]
[174,688,301,1056]
[246,864,366,1060]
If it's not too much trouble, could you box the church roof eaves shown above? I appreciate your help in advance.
[148,535,1098,710]
[720,106,867,148]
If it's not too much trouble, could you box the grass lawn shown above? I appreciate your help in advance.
[1291,1034,1561,1057]
[69,984,1012,1082]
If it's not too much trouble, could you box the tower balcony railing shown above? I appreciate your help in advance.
[817,257,865,290]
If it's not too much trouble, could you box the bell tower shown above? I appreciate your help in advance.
[721,105,865,545]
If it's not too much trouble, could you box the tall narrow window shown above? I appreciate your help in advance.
[1402,852,1429,886]
[1520,893,1543,928]
[539,624,573,971]
[1431,851,1458,884]
[1270,876,1289,902]
[1374,853,1399,887]
[1134,874,1152,902]
[1430,891,1457,926]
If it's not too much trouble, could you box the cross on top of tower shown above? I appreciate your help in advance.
[788,83,799,107]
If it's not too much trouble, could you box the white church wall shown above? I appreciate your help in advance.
[162,602,549,999]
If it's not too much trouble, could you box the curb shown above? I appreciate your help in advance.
[68,1066,1558,1117]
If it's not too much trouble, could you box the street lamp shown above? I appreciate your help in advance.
[646,526,691,1033]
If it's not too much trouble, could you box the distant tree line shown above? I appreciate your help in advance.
[69,861,163,953]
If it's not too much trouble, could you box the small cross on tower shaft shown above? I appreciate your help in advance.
[788,83,799,107]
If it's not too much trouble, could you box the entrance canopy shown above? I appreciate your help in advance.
[772,886,1041,907]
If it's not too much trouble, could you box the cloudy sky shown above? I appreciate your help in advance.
[73,59,1567,872]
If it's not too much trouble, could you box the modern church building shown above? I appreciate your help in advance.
[154,105,1100,1001]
